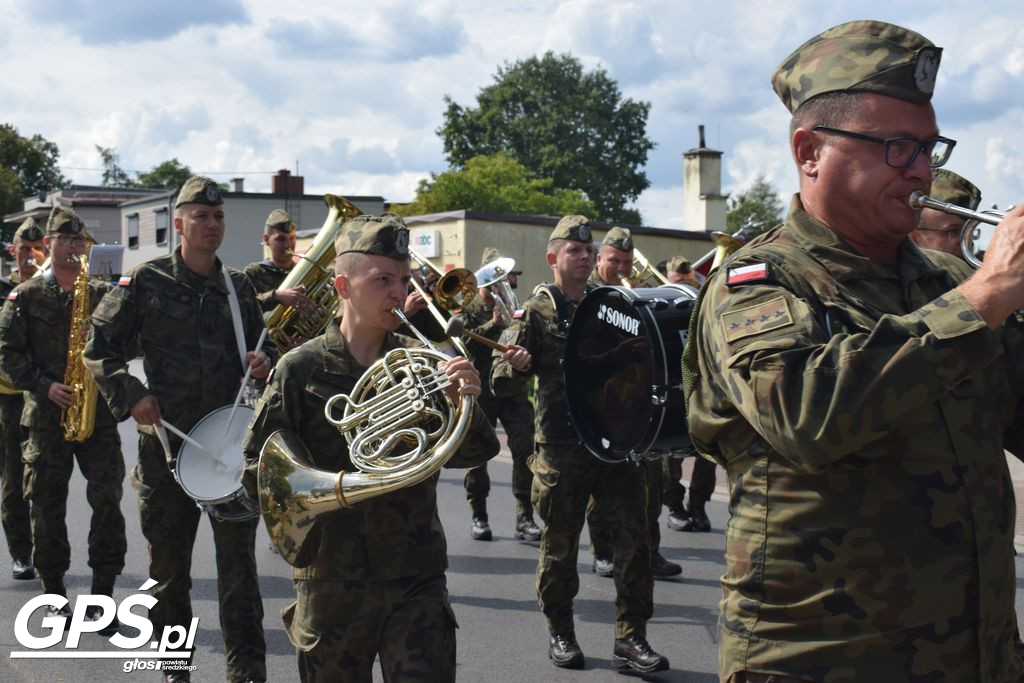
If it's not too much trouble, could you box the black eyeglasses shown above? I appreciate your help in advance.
[813,126,956,169]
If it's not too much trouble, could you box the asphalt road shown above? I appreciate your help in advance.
[0,419,1022,682]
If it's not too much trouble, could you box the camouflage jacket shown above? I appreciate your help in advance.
[242,322,499,582]
[455,296,503,396]
[685,195,1024,681]
[0,271,116,429]
[84,247,268,433]
[492,284,590,445]
[244,259,291,312]
[0,270,27,299]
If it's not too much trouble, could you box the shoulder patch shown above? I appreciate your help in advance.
[118,276,132,286]
[727,263,769,286]
[6,291,16,301]
[722,296,795,343]
[513,308,525,320]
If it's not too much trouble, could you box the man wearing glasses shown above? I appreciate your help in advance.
[910,169,982,258]
[685,20,1024,682]
[0,207,126,632]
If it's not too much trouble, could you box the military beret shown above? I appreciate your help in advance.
[601,226,634,252]
[175,176,223,208]
[772,20,941,113]
[666,255,692,275]
[14,217,44,242]
[335,213,410,260]
[929,169,981,211]
[549,215,592,244]
[47,206,86,235]
[265,209,296,233]
[480,246,502,267]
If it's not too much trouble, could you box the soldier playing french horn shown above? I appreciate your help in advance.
[243,213,498,682]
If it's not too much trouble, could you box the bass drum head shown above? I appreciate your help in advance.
[565,285,693,462]
[174,405,253,502]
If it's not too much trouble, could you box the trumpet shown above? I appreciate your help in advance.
[909,191,1006,268]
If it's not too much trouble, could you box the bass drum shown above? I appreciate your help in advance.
[564,285,697,463]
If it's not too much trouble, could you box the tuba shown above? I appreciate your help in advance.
[61,253,98,442]
[474,256,519,326]
[258,309,474,566]
[264,195,363,354]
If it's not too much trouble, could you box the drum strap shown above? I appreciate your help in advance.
[533,283,581,333]
[221,269,249,372]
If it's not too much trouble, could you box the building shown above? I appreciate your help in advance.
[119,172,385,272]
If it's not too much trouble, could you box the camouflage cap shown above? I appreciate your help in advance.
[481,246,502,266]
[14,217,44,242]
[666,255,692,275]
[601,226,634,251]
[549,215,592,244]
[265,208,296,233]
[175,176,223,208]
[772,20,941,113]
[929,168,981,211]
[335,213,410,260]
[46,206,86,235]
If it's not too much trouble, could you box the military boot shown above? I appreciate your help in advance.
[666,506,690,531]
[514,515,541,542]
[471,516,492,541]
[612,635,669,673]
[651,552,682,578]
[549,632,585,669]
[679,500,711,532]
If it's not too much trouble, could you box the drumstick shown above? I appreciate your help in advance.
[160,420,225,469]
[445,318,509,353]
[225,328,268,435]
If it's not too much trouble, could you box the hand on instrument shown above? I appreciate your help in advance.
[502,344,532,372]
[246,350,270,380]
[274,286,313,310]
[47,381,74,409]
[403,290,429,317]
[491,303,504,326]
[959,202,1024,328]
[130,395,163,427]
[440,356,482,401]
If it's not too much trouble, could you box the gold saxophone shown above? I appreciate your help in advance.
[264,195,363,354]
[60,253,98,442]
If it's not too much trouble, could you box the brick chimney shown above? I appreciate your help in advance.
[682,124,728,232]
[272,169,304,196]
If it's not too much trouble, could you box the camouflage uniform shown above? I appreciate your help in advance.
[244,260,291,313]
[686,191,1024,680]
[84,177,267,683]
[243,212,500,682]
[0,271,32,566]
[493,283,653,640]
[459,294,536,523]
[0,270,125,591]
[928,168,981,210]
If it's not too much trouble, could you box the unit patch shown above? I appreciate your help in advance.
[722,296,795,343]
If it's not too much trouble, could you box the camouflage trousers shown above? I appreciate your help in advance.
[663,455,717,510]
[286,573,456,683]
[532,443,652,639]
[464,392,535,520]
[22,426,125,584]
[136,433,266,683]
[588,457,664,559]
[0,394,31,560]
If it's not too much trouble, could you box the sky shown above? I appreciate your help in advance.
[2,0,1022,229]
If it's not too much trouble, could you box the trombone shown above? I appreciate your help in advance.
[408,248,477,356]
[909,191,1006,268]
[621,247,671,289]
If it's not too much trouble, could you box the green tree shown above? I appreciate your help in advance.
[392,154,596,218]
[136,158,193,190]
[96,145,137,187]
[726,174,784,237]
[439,52,653,223]
[0,124,68,215]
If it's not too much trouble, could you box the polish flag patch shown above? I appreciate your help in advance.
[727,263,768,286]
[513,309,525,320]
[6,291,17,301]
[117,276,132,287]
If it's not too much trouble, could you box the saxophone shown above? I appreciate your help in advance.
[60,253,98,442]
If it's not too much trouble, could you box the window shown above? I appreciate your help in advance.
[154,208,168,245]
[127,214,139,249]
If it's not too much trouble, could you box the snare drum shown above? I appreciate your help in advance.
[173,405,259,523]
[564,285,697,463]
